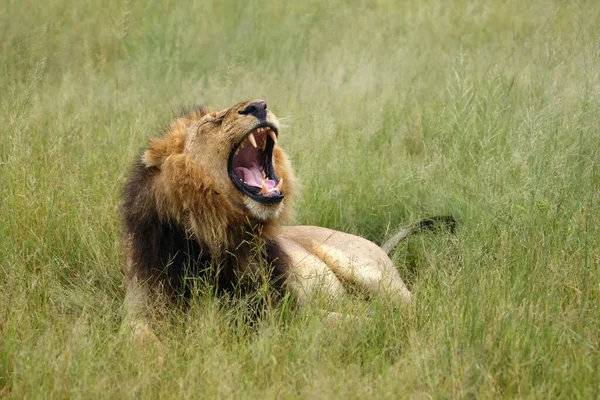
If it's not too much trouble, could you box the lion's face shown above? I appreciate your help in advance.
[182,99,290,221]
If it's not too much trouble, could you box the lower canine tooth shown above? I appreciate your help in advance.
[261,182,270,196]
[274,178,283,192]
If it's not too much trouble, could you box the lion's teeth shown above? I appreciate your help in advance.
[267,130,278,144]
[274,178,283,192]
[248,132,258,148]
[261,181,270,196]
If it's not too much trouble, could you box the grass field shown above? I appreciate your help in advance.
[1,0,600,398]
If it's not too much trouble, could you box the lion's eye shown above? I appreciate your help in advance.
[238,105,256,115]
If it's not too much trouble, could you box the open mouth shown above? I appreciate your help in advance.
[228,123,284,204]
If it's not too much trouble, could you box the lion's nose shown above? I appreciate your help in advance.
[239,101,267,119]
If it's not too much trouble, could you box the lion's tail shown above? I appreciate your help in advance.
[381,215,457,255]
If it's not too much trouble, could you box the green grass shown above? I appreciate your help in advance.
[1,0,599,397]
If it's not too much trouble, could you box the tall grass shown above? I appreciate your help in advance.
[1,0,599,397]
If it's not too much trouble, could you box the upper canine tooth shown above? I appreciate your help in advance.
[267,130,278,144]
[248,132,258,148]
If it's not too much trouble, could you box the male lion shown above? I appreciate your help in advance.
[121,99,454,338]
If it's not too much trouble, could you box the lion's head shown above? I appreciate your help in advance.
[139,100,295,246]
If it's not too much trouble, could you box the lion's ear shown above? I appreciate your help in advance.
[142,134,184,168]
[206,109,227,124]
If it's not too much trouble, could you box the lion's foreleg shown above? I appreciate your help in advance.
[122,276,166,366]
[122,271,169,352]
[124,276,154,336]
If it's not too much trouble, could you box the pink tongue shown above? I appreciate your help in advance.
[233,166,276,189]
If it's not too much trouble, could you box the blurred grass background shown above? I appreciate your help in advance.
[1,0,599,397]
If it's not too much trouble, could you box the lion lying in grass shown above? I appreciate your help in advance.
[121,99,454,338]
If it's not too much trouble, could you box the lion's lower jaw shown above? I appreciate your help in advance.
[243,197,284,222]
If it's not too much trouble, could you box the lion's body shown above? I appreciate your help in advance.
[280,226,411,303]
[121,100,420,338]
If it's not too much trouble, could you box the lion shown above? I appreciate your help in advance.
[121,99,454,339]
